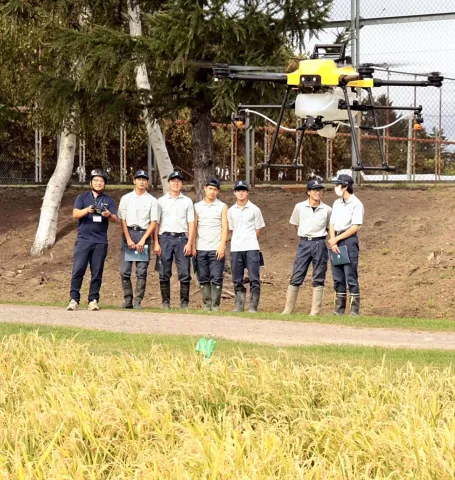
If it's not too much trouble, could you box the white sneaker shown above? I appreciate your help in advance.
[67,299,79,311]
[88,300,99,311]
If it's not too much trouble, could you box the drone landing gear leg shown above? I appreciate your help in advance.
[266,86,291,165]
[341,86,363,171]
[366,88,389,170]
[292,126,306,166]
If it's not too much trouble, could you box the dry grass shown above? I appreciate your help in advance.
[0,334,455,478]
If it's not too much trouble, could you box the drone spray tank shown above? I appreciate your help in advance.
[294,88,359,138]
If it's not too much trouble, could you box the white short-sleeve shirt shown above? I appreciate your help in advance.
[330,194,364,232]
[195,198,227,251]
[228,200,265,252]
[158,193,194,234]
[289,200,332,238]
[117,190,159,230]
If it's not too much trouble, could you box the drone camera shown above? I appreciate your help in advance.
[300,75,321,86]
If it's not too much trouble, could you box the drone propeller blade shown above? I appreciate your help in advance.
[189,61,283,72]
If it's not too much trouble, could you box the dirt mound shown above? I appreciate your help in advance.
[1,185,455,318]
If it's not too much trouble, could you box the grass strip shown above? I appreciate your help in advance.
[0,322,453,369]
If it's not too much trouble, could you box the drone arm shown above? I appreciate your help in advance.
[339,74,362,86]
[216,72,288,84]
[373,76,443,88]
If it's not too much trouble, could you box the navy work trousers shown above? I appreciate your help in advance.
[70,241,108,303]
[331,235,360,294]
[290,238,328,288]
[196,250,225,285]
[231,250,261,294]
[120,229,150,281]
[159,234,191,283]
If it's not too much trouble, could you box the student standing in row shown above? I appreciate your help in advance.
[282,179,332,315]
[228,180,265,313]
[67,169,118,311]
[117,170,159,309]
[194,179,228,311]
[328,174,364,316]
[154,171,195,309]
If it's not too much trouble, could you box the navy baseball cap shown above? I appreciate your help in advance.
[134,169,149,179]
[234,180,249,191]
[307,179,324,190]
[332,174,354,186]
[168,171,184,181]
[205,179,221,189]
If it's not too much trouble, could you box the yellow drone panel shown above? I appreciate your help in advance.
[286,58,374,88]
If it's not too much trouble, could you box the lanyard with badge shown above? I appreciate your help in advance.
[91,192,106,223]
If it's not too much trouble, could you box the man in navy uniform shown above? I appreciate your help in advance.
[282,179,332,315]
[118,169,159,309]
[154,171,195,309]
[228,180,265,313]
[194,179,228,311]
[67,169,118,311]
[328,174,364,316]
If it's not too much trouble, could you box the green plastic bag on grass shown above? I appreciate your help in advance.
[196,337,216,359]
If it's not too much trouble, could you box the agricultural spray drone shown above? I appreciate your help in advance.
[210,44,444,171]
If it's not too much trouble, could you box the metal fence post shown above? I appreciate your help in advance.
[35,130,42,183]
[245,111,251,184]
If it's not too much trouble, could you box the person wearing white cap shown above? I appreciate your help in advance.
[117,170,159,309]
[328,174,364,316]
[194,179,228,311]
[154,171,195,309]
[228,180,265,313]
[282,178,332,315]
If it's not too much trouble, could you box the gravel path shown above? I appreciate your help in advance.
[1,304,455,350]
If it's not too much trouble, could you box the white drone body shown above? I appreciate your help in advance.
[294,87,359,138]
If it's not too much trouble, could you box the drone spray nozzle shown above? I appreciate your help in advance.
[413,110,424,130]
[231,111,245,127]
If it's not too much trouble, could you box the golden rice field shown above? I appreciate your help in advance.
[0,334,454,479]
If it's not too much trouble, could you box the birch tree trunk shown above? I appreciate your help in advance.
[30,130,77,256]
[127,0,173,192]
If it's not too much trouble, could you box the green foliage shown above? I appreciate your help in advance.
[146,0,332,116]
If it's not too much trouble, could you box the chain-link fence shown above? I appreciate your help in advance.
[302,0,455,182]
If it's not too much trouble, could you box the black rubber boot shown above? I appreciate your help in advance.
[160,281,171,310]
[211,283,222,312]
[122,278,133,309]
[333,292,347,315]
[350,294,360,316]
[201,283,212,311]
[134,278,147,309]
[234,290,246,312]
[180,282,191,309]
[249,291,260,313]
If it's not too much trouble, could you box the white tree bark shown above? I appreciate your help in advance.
[127,0,174,192]
[30,130,77,256]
